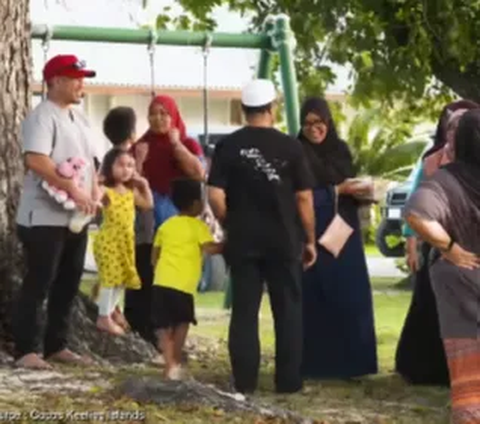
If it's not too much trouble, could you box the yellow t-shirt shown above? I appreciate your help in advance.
[153,215,214,294]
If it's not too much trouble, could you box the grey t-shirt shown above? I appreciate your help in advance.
[16,100,97,227]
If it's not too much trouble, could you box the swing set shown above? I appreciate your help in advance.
[31,14,300,141]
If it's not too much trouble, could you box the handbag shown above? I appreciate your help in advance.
[318,188,354,258]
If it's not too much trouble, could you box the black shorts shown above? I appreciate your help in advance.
[151,286,197,329]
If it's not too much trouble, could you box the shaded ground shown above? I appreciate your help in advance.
[0,278,449,423]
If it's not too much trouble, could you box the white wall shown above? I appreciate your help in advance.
[177,97,231,127]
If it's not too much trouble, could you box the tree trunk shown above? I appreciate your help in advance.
[0,0,31,349]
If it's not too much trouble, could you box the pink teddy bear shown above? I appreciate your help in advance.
[42,157,86,210]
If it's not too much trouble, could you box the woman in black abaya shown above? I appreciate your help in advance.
[299,97,378,379]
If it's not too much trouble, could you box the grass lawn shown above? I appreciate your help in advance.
[364,243,382,257]
[42,276,448,423]
[180,277,449,423]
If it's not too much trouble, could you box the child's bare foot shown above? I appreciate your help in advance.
[111,308,130,331]
[165,364,184,381]
[14,353,53,370]
[151,353,165,366]
[46,349,94,366]
[96,316,125,336]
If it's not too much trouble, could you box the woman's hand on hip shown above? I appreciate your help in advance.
[442,244,480,270]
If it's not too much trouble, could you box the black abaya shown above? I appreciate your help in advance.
[395,242,450,386]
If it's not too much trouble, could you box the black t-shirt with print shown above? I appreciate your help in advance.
[208,126,314,260]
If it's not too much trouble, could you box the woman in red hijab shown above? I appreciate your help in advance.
[133,95,205,229]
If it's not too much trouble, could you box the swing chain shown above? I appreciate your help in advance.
[41,25,53,100]
[202,33,212,57]
[148,27,157,98]
[202,34,212,148]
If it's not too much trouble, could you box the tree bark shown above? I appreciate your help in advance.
[0,0,31,348]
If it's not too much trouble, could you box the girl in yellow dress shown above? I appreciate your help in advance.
[94,148,153,335]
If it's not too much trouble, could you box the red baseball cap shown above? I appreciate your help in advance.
[43,55,96,81]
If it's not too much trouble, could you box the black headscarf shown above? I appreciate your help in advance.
[444,109,480,209]
[298,97,355,186]
[423,99,479,160]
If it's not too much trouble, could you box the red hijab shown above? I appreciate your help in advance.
[133,95,201,195]
[148,95,188,140]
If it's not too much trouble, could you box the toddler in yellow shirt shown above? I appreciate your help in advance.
[151,178,223,380]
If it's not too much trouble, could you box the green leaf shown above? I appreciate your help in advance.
[359,51,373,69]
[156,14,171,30]
[175,14,192,30]
[368,141,427,177]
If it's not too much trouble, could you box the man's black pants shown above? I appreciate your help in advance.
[13,225,87,359]
[229,256,303,393]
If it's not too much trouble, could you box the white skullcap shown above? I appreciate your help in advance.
[241,79,276,107]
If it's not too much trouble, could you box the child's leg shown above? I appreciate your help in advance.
[173,323,190,365]
[111,287,130,330]
[97,287,115,316]
[158,324,189,380]
[96,287,124,335]
[156,328,175,376]
[112,287,123,308]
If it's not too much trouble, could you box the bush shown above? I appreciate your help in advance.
[361,203,381,244]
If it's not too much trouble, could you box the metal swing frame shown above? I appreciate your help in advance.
[30,14,300,135]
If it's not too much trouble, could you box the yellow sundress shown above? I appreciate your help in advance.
[93,187,141,289]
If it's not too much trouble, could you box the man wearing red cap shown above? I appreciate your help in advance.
[14,55,99,369]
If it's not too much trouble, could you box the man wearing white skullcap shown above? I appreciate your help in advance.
[207,79,317,394]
